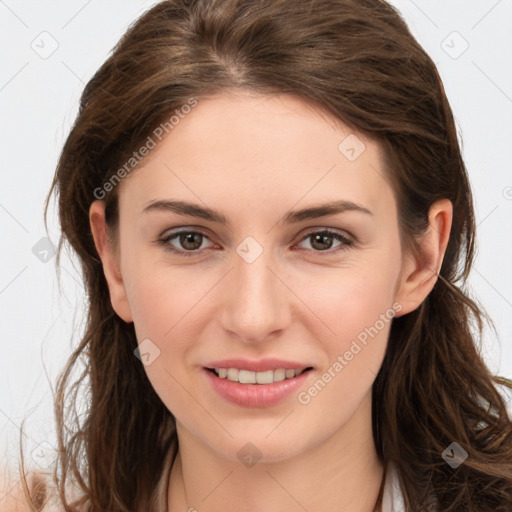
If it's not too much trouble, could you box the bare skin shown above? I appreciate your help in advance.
[90,91,452,512]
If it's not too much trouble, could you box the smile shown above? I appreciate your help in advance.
[204,366,314,408]
[210,367,310,384]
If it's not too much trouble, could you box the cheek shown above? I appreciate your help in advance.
[127,280,174,342]
[295,272,396,422]
[292,254,401,408]
[125,270,204,415]
[300,261,399,343]
[126,262,203,340]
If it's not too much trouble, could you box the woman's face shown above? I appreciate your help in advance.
[91,91,435,463]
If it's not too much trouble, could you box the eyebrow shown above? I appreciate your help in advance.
[142,199,373,224]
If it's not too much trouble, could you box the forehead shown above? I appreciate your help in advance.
[117,91,393,221]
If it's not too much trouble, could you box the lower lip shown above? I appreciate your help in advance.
[203,368,312,408]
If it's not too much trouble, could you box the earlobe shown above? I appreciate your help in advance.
[89,200,133,323]
[394,199,453,317]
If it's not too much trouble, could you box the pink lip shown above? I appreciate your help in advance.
[203,367,313,408]
[204,357,312,372]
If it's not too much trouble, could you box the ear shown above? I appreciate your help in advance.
[89,200,133,323]
[394,198,453,317]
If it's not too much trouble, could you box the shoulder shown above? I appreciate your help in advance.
[0,469,63,512]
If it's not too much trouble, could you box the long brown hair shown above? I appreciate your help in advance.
[18,0,512,510]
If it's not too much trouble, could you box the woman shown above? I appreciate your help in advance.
[10,0,512,510]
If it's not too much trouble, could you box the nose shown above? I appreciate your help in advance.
[219,244,292,345]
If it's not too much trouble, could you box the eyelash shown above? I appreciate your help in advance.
[156,228,354,257]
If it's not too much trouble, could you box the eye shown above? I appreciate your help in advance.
[156,227,354,257]
[296,229,354,253]
[157,230,215,257]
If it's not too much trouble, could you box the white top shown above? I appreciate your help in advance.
[381,462,406,512]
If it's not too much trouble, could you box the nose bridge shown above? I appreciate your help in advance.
[220,236,289,342]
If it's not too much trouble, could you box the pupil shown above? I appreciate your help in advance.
[313,233,332,250]
[182,233,201,250]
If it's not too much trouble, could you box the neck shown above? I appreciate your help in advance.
[167,392,385,512]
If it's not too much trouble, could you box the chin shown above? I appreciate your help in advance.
[200,426,310,465]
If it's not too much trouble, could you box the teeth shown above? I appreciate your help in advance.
[213,367,308,384]
[256,370,274,384]
[216,368,228,379]
[274,368,286,382]
[239,369,256,384]
[227,368,239,381]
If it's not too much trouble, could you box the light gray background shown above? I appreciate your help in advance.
[0,0,511,476]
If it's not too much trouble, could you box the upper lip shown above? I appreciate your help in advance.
[204,358,313,373]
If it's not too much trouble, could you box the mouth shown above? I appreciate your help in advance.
[203,364,314,408]
[205,366,314,384]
